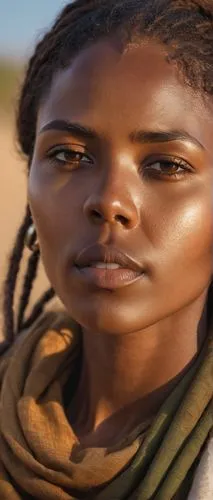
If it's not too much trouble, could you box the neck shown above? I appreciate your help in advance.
[69,293,208,445]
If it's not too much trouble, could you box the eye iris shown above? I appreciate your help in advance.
[153,161,179,173]
[161,162,178,173]
[60,151,80,162]
[54,150,88,164]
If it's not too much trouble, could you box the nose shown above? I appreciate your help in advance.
[83,171,139,229]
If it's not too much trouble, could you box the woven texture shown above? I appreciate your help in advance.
[0,312,212,500]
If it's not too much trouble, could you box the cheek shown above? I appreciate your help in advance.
[28,167,83,272]
[153,192,212,292]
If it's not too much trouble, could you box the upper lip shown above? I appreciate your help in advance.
[75,244,143,273]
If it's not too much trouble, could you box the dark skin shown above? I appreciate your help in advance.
[29,39,212,447]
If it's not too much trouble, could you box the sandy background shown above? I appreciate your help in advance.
[0,116,48,339]
[0,119,26,270]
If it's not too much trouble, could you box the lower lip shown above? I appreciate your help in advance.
[74,266,143,289]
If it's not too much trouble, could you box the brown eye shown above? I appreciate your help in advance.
[143,158,193,180]
[149,161,182,174]
[55,150,92,164]
[47,146,94,170]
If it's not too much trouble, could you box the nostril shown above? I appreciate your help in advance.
[90,210,129,226]
[90,209,104,222]
[87,205,133,227]
[115,214,129,226]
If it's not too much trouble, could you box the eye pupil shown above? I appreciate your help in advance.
[151,161,177,173]
[59,151,79,162]
[55,150,91,164]
[142,158,191,180]
[161,162,177,172]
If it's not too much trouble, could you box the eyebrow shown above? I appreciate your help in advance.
[39,119,205,150]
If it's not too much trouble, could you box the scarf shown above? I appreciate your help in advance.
[0,311,212,500]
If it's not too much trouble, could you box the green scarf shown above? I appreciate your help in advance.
[0,312,212,500]
[95,324,212,499]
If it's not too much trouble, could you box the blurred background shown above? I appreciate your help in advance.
[0,1,68,334]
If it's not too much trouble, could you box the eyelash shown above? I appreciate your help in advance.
[46,146,193,180]
[47,145,93,167]
[143,157,193,180]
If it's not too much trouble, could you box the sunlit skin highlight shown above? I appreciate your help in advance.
[28,40,212,446]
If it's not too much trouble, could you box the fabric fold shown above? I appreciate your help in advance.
[0,311,212,500]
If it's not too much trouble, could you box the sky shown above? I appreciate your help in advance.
[0,1,69,59]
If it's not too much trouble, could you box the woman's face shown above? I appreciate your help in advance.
[29,39,213,335]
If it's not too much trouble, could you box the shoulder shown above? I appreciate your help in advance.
[0,310,74,383]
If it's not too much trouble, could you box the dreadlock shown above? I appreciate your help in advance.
[3,206,31,344]
[2,205,54,349]
[3,0,213,347]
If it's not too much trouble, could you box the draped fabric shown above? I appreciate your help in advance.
[0,311,212,500]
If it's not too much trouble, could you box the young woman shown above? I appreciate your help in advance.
[0,1,212,499]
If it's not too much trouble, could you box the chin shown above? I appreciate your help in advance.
[63,294,160,335]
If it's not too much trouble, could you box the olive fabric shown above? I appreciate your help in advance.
[0,312,212,500]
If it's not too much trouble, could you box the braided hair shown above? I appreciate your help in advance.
[3,0,213,348]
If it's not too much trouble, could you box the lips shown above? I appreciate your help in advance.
[75,244,142,272]
[74,244,144,289]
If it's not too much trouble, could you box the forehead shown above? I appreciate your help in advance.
[37,39,213,150]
